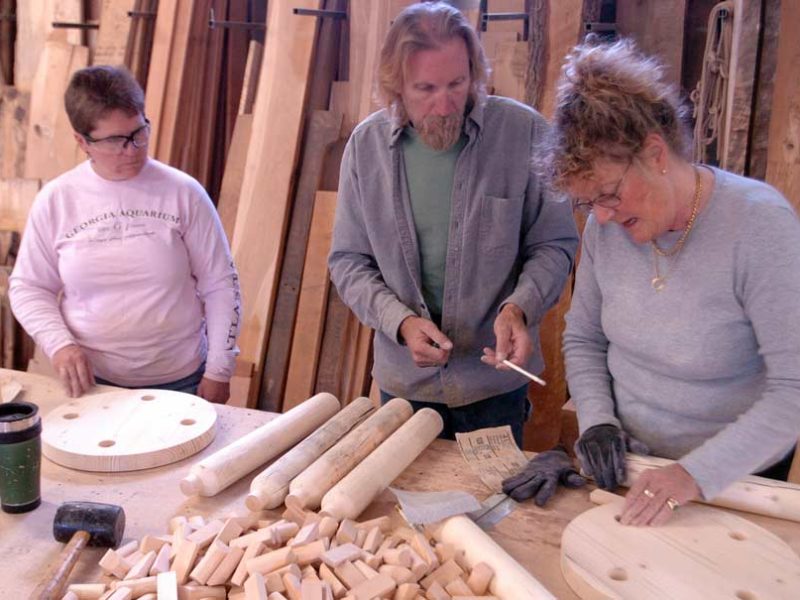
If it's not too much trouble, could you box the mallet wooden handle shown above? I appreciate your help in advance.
[32,530,90,600]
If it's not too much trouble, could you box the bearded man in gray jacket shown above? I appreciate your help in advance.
[328,2,578,448]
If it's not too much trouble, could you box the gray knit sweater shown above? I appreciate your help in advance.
[564,167,800,499]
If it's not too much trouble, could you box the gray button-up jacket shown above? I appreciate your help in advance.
[329,96,578,406]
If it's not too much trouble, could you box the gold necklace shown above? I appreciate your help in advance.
[650,166,702,291]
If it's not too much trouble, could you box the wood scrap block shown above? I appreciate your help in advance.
[421,560,463,590]
[105,588,133,600]
[172,539,201,584]
[466,563,493,595]
[232,542,265,587]
[149,543,171,575]
[335,520,358,545]
[321,543,363,568]
[394,582,420,600]
[444,578,472,596]
[362,552,381,570]
[110,577,156,596]
[289,522,320,547]
[139,534,168,554]
[300,578,324,600]
[66,583,107,599]
[293,539,329,566]
[190,539,230,584]
[333,561,366,590]
[352,560,378,580]
[99,549,131,580]
[157,570,178,599]
[354,516,392,533]
[245,572,269,600]
[379,564,415,585]
[215,518,246,545]
[117,540,138,557]
[282,571,302,600]
[187,519,224,549]
[247,547,297,576]
[267,593,290,600]
[207,545,245,586]
[318,563,346,599]
[361,527,383,554]
[123,550,156,580]
[177,585,227,599]
[318,517,339,540]
[424,581,450,600]
[347,573,396,600]
[169,515,189,534]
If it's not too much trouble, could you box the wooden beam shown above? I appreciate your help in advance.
[0,0,13,85]
[0,86,29,178]
[259,110,342,412]
[238,40,264,116]
[23,41,88,181]
[721,0,761,175]
[283,190,338,410]
[536,0,583,119]
[765,0,800,211]
[231,0,322,408]
[217,112,253,242]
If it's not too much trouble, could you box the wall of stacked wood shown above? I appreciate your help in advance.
[1,0,798,451]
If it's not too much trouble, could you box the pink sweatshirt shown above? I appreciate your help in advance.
[9,159,240,386]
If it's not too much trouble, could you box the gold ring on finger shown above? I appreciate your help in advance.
[666,497,680,511]
[643,488,655,499]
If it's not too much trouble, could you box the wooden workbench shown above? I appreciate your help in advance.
[2,368,800,599]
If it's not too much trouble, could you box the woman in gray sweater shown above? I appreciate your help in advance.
[546,37,800,526]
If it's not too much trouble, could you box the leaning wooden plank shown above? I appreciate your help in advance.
[260,111,342,412]
[534,0,583,119]
[282,190,339,411]
[314,289,352,399]
[94,0,137,66]
[720,0,760,175]
[179,392,339,497]
[14,0,83,92]
[765,0,800,212]
[491,40,526,101]
[230,0,322,406]
[0,0,13,84]
[217,112,253,243]
[0,86,30,179]
[0,179,41,233]
[23,41,88,181]
[238,40,264,116]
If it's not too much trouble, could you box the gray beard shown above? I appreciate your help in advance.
[416,112,464,151]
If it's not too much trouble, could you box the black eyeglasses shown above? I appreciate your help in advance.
[83,118,151,154]
[573,161,632,213]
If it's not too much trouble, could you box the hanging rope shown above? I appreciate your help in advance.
[691,1,734,165]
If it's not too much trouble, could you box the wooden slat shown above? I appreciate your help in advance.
[127,0,158,88]
[721,0,761,175]
[746,0,779,180]
[536,0,583,119]
[238,40,264,116]
[259,110,342,412]
[217,112,253,242]
[491,40,527,100]
[315,289,352,398]
[0,86,30,179]
[231,0,322,407]
[616,0,687,87]
[23,41,88,181]
[94,0,137,66]
[283,190,338,410]
[0,179,41,233]
[765,0,800,211]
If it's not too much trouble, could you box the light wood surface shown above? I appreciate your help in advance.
[0,86,30,179]
[561,495,800,599]
[3,368,800,599]
[41,389,217,472]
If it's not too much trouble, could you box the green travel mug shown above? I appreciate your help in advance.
[0,401,42,513]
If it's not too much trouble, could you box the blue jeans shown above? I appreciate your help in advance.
[380,385,532,447]
[95,363,205,396]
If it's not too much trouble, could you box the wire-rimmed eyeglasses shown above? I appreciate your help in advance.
[82,118,151,155]
[573,161,632,213]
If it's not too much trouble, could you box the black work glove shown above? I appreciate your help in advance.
[574,423,650,490]
[501,447,586,507]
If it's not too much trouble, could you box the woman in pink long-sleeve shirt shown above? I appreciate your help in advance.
[9,66,241,403]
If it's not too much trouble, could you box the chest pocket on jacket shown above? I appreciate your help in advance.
[480,194,524,256]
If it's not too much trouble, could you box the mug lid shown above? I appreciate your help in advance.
[0,401,40,433]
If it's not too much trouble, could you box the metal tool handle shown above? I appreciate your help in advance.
[32,530,90,600]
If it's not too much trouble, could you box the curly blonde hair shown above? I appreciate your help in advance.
[377,2,489,124]
[543,36,691,188]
